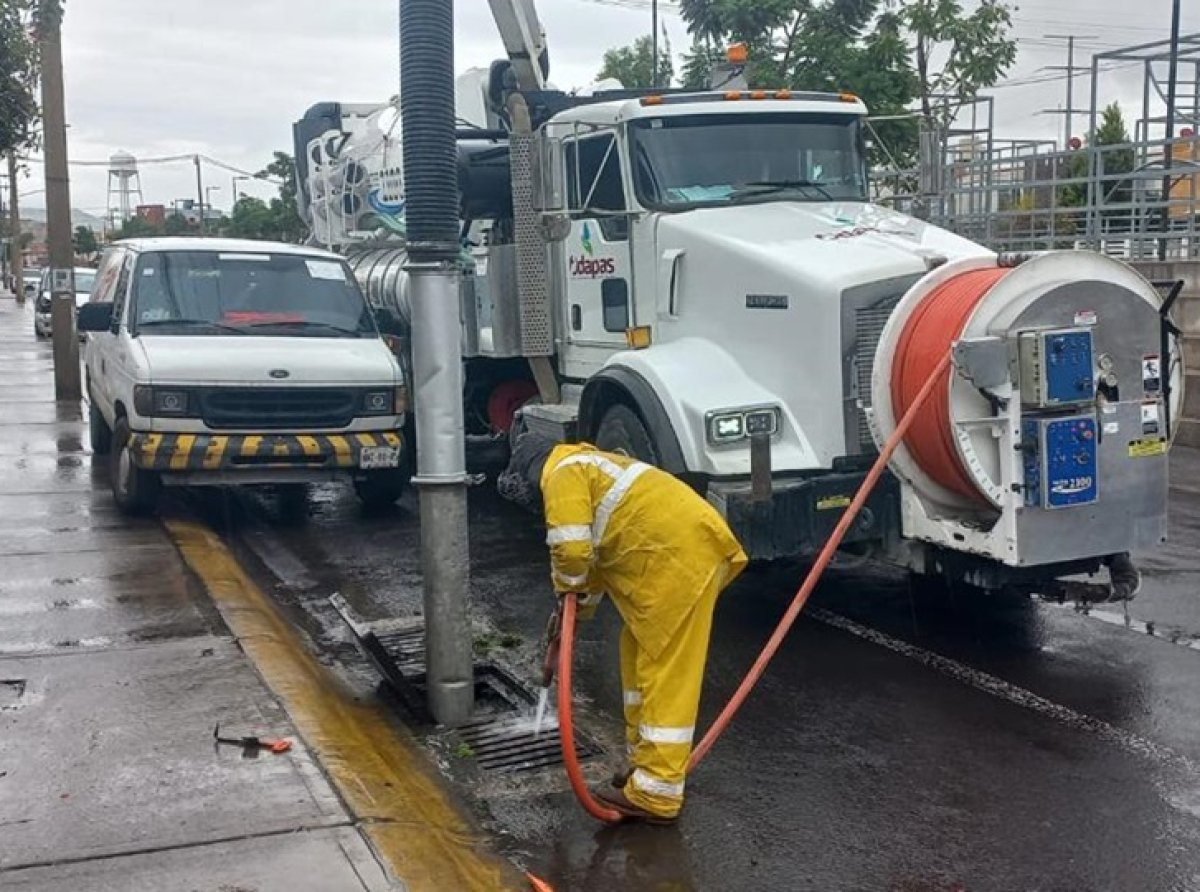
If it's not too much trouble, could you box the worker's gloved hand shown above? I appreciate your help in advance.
[575,591,604,622]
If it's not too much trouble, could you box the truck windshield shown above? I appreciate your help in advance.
[130,250,376,337]
[630,112,868,210]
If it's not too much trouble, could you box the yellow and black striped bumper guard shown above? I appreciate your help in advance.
[128,431,404,472]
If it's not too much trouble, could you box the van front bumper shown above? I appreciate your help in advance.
[128,430,404,474]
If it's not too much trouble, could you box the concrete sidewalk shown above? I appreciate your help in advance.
[0,294,397,888]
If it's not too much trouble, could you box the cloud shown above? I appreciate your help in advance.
[18,0,1195,222]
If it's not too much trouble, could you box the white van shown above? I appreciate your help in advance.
[79,237,409,514]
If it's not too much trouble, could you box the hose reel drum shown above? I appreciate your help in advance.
[870,252,1181,568]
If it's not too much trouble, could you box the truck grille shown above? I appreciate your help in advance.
[199,388,357,430]
[854,296,903,449]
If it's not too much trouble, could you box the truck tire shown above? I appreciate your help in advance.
[89,399,112,456]
[110,416,159,515]
[595,404,660,466]
[354,469,410,509]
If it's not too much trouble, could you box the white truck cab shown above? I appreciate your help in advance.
[79,237,408,514]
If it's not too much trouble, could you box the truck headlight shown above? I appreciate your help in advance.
[706,406,781,445]
[134,385,193,417]
[361,387,406,416]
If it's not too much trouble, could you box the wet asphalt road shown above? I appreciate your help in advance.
[5,300,1198,890]
[197,454,1200,891]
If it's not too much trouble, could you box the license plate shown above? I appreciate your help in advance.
[359,445,401,469]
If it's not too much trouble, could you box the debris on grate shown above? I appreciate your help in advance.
[454,710,602,774]
[0,679,27,711]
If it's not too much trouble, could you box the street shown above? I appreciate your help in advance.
[1,294,1199,891]
[186,392,1200,882]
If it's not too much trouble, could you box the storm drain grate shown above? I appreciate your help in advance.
[329,595,604,773]
[374,627,425,676]
[455,710,603,774]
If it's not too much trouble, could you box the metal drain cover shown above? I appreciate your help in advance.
[456,711,602,774]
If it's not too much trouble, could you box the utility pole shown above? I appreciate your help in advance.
[40,5,81,401]
[194,155,205,234]
[400,0,474,727]
[1159,0,1182,258]
[651,0,659,89]
[6,154,21,302]
[1040,35,1096,150]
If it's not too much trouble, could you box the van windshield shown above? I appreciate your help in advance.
[130,250,376,337]
[630,111,868,210]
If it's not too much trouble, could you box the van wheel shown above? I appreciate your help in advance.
[89,399,112,455]
[594,404,660,466]
[110,417,159,515]
[354,469,410,509]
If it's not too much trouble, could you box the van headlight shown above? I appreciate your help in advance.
[361,386,407,416]
[706,406,780,445]
[134,385,194,417]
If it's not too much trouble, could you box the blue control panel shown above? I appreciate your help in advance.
[1022,414,1099,510]
[1043,330,1095,405]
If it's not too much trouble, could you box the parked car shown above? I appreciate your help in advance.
[78,237,409,515]
[33,267,97,338]
[21,268,42,296]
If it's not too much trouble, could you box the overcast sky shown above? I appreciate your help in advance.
[17,0,1199,220]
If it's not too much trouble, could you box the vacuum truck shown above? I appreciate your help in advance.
[290,0,1183,599]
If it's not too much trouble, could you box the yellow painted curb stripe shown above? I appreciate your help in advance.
[163,520,519,892]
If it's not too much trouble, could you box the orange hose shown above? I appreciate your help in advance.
[557,593,622,823]
[558,354,954,821]
[890,267,1007,504]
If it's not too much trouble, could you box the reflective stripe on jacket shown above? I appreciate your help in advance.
[541,443,748,659]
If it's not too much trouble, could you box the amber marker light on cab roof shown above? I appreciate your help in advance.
[640,95,665,106]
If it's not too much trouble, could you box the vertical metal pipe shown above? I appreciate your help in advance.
[400,0,473,727]
[1160,0,1182,258]
[1065,36,1075,151]
[194,156,205,235]
[651,0,659,89]
[39,9,81,401]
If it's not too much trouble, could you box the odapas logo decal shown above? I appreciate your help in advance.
[569,222,615,278]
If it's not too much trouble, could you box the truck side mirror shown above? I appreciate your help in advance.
[532,135,565,213]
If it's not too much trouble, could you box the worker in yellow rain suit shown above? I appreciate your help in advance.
[539,441,747,823]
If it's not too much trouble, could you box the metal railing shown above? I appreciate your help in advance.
[871,135,1200,260]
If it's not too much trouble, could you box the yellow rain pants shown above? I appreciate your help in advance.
[541,443,748,817]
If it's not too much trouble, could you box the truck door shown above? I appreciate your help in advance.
[559,131,634,378]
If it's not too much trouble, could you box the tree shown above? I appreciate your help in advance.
[258,152,305,243]
[597,33,674,89]
[885,0,1017,129]
[72,224,97,257]
[115,215,160,240]
[1059,103,1134,215]
[678,0,919,161]
[222,196,275,241]
[163,212,192,235]
[0,1,39,156]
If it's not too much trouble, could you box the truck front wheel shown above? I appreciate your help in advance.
[595,404,660,466]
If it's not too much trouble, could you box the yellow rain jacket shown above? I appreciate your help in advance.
[540,442,747,659]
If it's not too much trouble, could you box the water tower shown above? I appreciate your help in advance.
[106,151,144,224]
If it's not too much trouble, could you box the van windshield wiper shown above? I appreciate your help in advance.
[239,320,366,337]
[729,179,834,202]
[137,319,247,334]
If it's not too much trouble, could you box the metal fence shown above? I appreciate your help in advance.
[871,135,1200,260]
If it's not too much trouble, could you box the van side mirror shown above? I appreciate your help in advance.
[78,302,115,333]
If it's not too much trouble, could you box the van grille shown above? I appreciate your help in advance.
[854,296,903,449]
[199,388,357,430]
